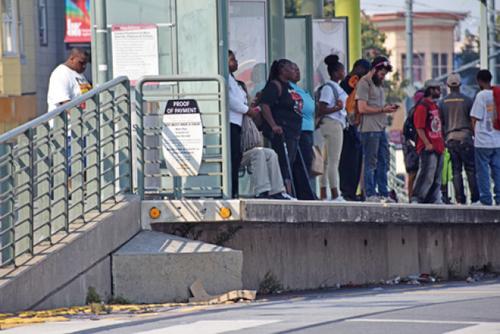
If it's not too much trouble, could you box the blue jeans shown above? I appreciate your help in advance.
[360,131,389,198]
[475,147,500,205]
[412,151,443,203]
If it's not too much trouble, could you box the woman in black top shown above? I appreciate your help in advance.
[259,59,304,194]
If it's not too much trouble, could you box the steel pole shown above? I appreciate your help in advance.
[480,0,489,69]
[95,0,109,85]
[406,0,414,88]
[488,0,497,82]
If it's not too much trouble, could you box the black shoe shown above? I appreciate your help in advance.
[256,191,269,199]
[270,192,296,200]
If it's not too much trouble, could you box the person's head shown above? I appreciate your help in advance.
[424,80,441,99]
[290,63,300,83]
[371,56,393,86]
[476,69,492,90]
[65,48,89,74]
[324,54,345,82]
[351,59,371,77]
[446,73,461,92]
[268,58,294,82]
[413,89,425,104]
[228,50,238,73]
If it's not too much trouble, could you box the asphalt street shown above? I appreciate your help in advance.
[6,280,500,334]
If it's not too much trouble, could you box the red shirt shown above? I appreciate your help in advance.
[414,98,445,154]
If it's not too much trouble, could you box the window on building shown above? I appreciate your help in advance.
[1,0,18,56]
[432,53,449,78]
[37,0,48,46]
[402,53,425,83]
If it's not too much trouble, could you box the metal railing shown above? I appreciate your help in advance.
[0,76,133,268]
[135,75,229,200]
[389,143,408,203]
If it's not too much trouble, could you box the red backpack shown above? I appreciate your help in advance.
[492,87,500,130]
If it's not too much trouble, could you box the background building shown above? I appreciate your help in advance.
[371,11,467,87]
[0,0,66,134]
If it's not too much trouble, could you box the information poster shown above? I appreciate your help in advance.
[111,24,159,82]
[312,18,348,89]
[65,0,91,43]
[161,100,204,177]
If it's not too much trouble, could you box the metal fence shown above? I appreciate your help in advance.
[0,76,133,268]
[135,75,229,200]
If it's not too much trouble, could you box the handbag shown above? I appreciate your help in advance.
[241,115,263,152]
[310,145,324,177]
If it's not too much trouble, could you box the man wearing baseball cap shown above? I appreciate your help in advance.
[438,73,479,204]
[411,80,445,203]
[356,56,399,202]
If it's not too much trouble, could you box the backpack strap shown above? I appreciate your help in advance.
[323,82,339,102]
[270,80,283,98]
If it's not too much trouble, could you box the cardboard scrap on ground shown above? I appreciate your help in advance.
[189,279,256,304]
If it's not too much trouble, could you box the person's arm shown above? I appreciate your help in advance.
[259,82,283,135]
[318,101,343,117]
[416,128,433,151]
[260,103,282,134]
[414,105,433,151]
[228,77,251,115]
[471,117,478,134]
[470,94,483,135]
[357,100,396,114]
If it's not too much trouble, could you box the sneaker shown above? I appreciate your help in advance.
[380,196,396,204]
[270,192,297,200]
[471,201,486,207]
[365,195,382,203]
[332,195,346,202]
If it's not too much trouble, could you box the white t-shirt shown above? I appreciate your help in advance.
[470,89,500,148]
[228,74,248,127]
[319,80,348,128]
[47,64,92,112]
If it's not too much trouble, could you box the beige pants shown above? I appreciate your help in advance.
[241,147,285,196]
[319,118,344,188]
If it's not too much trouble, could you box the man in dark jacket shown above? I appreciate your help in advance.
[438,73,479,204]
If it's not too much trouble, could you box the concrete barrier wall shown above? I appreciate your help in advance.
[0,196,141,313]
[153,202,500,291]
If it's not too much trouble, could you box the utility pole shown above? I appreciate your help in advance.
[488,0,497,83]
[480,0,489,70]
[95,0,109,85]
[405,0,414,90]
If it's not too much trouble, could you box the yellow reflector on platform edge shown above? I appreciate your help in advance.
[219,207,232,219]
[149,207,161,219]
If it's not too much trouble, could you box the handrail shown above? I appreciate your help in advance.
[0,76,129,144]
[0,76,132,269]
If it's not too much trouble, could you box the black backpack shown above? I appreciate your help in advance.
[403,99,430,142]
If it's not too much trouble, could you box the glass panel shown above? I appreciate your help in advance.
[285,16,313,93]
[229,0,268,99]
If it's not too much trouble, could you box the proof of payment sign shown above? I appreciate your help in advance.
[161,99,204,177]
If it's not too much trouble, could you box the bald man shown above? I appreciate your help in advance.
[47,48,92,112]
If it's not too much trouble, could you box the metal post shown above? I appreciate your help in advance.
[406,0,414,88]
[95,0,109,85]
[480,0,489,69]
[301,0,323,18]
[335,0,361,69]
[488,0,497,83]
